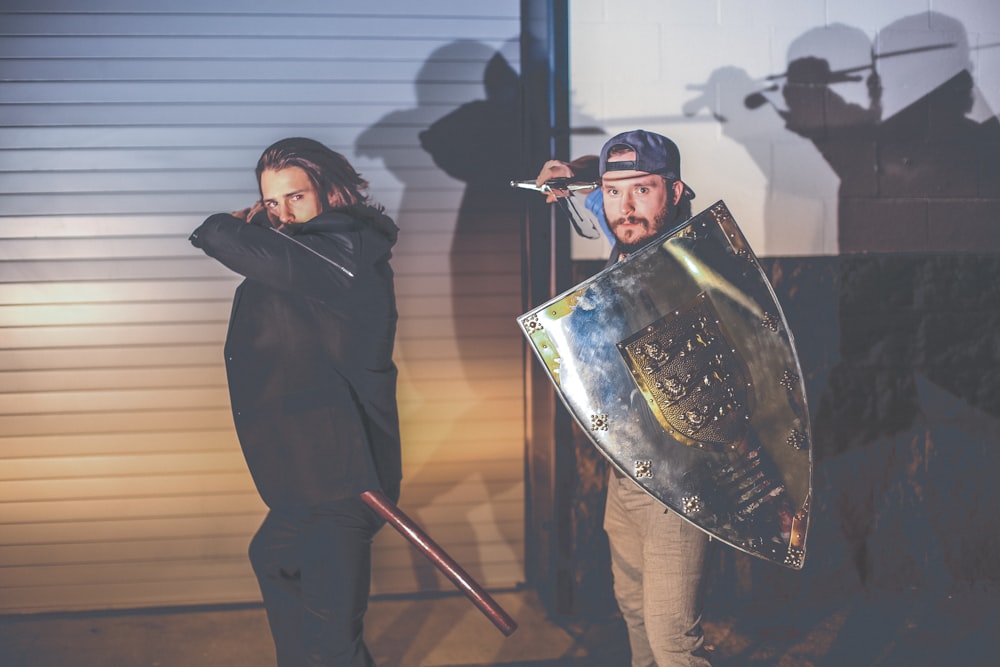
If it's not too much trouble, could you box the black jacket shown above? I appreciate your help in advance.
[190,208,402,509]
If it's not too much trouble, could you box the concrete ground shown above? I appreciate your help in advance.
[1,586,998,666]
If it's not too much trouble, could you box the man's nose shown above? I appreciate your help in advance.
[618,191,635,215]
[277,203,292,223]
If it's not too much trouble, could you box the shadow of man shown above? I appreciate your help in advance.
[683,63,841,254]
[418,45,524,396]
[773,11,1000,603]
[778,12,1000,252]
[355,41,526,639]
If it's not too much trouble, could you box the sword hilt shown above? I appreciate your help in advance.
[510,178,599,193]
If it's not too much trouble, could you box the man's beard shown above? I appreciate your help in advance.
[611,205,677,256]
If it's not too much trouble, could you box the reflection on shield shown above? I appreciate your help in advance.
[519,201,812,569]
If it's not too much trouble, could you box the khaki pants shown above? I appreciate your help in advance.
[604,471,714,667]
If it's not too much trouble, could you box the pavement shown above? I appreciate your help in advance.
[2,585,998,666]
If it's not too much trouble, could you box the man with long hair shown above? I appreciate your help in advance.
[190,137,401,666]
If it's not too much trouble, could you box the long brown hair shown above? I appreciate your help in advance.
[255,137,375,210]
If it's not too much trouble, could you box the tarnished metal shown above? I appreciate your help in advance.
[518,201,813,569]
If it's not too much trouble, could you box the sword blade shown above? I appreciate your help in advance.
[765,42,958,81]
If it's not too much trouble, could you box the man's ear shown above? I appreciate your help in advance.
[670,179,685,206]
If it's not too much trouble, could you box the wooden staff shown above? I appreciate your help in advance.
[360,490,519,636]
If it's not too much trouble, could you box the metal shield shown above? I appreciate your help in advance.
[519,201,812,569]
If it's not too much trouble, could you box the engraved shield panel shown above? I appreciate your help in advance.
[618,293,753,451]
[520,201,812,568]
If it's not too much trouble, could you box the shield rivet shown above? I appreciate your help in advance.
[523,315,543,333]
[786,428,807,450]
[779,370,800,391]
[784,547,805,568]
[634,460,653,478]
[681,495,704,514]
[591,414,609,431]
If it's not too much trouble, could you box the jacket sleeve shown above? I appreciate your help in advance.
[189,213,359,302]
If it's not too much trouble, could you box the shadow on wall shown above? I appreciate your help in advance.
[356,38,523,400]
[355,40,526,593]
[686,11,1000,254]
[780,12,1000,253]
[685,10,1000,605]
[768,12,1000,601]
[417,41,523,391]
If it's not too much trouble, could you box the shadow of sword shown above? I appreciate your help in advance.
[360,490,519,636]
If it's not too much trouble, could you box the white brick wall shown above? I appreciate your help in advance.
[567,0,1000,256]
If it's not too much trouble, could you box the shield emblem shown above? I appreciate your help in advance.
[519,201,812,569]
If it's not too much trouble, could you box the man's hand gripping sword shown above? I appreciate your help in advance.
[511,177,603,240]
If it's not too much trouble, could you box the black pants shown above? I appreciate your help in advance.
[249,497,383,667]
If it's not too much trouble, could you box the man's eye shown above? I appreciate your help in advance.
[637,187,649,194]
[265,201,276,208]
